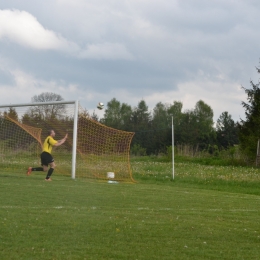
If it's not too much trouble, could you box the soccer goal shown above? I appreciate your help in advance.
[0,101,135,182]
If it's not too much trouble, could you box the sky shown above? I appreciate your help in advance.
[0,0,260,123]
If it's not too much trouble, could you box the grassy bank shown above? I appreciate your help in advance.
[131,156,260,195]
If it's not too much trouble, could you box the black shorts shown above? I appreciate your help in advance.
[41,151,54,166]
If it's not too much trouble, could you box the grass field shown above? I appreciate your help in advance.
[1,158,260,259]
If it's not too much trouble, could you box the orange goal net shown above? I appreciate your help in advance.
[0,101,135,182]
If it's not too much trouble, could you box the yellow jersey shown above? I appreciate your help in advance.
[42,136,58,154]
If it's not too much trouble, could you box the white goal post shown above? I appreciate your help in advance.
[0,100,79,179]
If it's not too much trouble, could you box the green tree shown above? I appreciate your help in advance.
[4,107,19,121]
[101,98,132,130]
[153,102,168,125]
[131,100,151,128]
[193,100,215,149]
[167,101,183,145]
[175,100,215,151]
[120,103,133,130]
[151,102,169,154]
[178,109,198,145]
[239,67,260,160]
[130,100,152,154]
[102,98,121,128]
[216,111,238,148]
[28,92,66,120]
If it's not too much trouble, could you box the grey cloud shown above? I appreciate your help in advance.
[0,0,259,122]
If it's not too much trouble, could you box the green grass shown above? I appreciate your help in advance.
[1,159,260,259]
[131,156,260,195]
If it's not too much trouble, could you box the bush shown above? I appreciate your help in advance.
[130,144,147,156]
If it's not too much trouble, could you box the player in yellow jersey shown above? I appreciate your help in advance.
[27,130,68,181]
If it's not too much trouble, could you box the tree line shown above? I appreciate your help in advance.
[2,66,260,162]
[96,98,238,156]
[96,66,260,161]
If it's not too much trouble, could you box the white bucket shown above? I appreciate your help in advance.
[107,172,115,179]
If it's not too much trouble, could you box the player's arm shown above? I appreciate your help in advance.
[54,133,68,147]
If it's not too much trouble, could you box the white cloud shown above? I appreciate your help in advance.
[0,9,78,51]
[0,9,133,61]
[0,66,81,105]
[141,79,246,122]
[79,42,134,60]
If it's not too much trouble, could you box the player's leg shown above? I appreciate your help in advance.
[45,162,56,181]
[27,152,49,176]
[45,159,56,181]
[27,161,44,175]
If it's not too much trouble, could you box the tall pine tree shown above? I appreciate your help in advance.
[239,67,260,160]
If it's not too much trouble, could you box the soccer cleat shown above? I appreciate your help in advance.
[27,167,32,176]
[45,178,52,181]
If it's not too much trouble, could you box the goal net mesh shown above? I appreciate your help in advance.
[0,103,135,182]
